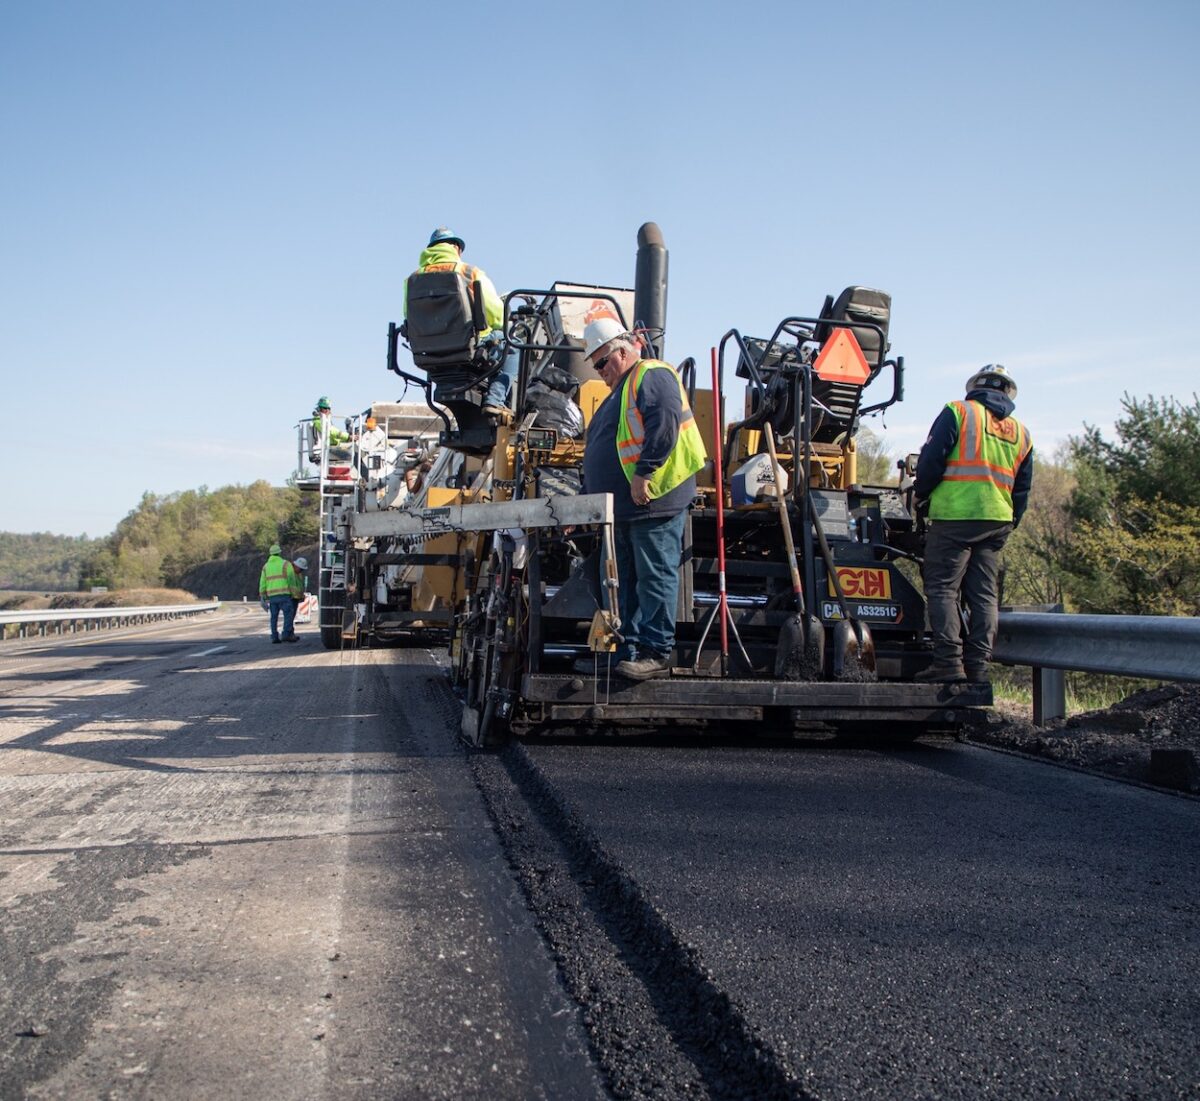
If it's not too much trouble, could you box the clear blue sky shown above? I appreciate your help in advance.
[3,0,1197,537]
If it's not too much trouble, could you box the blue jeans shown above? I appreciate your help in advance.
[486,349,519,408]
[269,594,296,641]
[614,509,687,659]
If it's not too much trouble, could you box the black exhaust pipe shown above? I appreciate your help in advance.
[634,222,668,359]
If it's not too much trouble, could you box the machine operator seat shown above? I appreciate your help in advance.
[405,267,502,453]
[808,286,892,445]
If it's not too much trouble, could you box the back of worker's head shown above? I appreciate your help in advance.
[428,226,465,252]
[965,364,1017,399]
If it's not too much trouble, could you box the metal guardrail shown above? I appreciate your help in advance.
[993,610,1200,724]
[0,602,220,640]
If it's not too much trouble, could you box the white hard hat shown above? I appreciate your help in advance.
[294,556,308,570]
[966,363,1017,398]
[582,317,631,360]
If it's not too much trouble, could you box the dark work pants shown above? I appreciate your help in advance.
[923,519,1012,670]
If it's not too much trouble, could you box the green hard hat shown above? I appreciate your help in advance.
[316,396,331,411]
[269,543,282,555]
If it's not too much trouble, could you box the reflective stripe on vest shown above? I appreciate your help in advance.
[260,557,295,598]
[929,400,1031,521]
[615,360,708,499]
[419,261,478,282]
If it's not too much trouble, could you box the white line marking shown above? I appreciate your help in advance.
[188,646,227,658]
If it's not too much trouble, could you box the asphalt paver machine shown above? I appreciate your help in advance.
[373,224,991,744]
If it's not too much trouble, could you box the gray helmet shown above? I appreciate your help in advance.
[428,226,465,251]
[966,363,1017,398]
[294,556,308,571]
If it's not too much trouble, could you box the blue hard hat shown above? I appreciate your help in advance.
[428,226,465,251]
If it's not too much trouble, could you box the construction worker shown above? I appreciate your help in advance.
[403,227,517,416]
[259,543,302,644]
[290,555,310,627]
[914,364,1033,684]
[358,415,387,455]
[356,415,389,484]
[580,317,707,680]
[312,397,351,457]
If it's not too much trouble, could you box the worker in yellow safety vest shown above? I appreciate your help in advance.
[580,316,707,681]
[311,397,352,463]
[259,543,302,644]
[914,364,1034,684]
[403,227,516,417]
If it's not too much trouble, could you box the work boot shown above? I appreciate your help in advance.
[965,664,990,685]
[271,638,281,644]
[616,654,671,681]
[914,663,966,683]
[281,635,299,643]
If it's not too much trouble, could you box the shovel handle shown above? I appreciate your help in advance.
[763,424,805,608]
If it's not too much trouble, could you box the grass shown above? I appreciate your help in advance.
[991,665,1160,717]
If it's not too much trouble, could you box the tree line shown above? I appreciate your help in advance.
[3,394,1195,613]
[75,482,319,592]
[1002,393,1200,616]
[0,532,103,592]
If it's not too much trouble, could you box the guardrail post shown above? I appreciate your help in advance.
[1032,667,1066,726]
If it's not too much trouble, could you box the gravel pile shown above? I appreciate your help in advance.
[970,683,1200,793]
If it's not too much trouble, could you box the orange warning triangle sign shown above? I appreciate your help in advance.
[812,327,871,385]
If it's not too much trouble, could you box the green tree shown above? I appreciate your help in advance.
[854,425,899,486]
[1062,394,1200,615]
[1000,449,1075,607]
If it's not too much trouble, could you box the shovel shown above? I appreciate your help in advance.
[763,424,823,680]
[809,500,876,680]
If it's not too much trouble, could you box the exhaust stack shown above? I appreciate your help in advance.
[634,222,668,359]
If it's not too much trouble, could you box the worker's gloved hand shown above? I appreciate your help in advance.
[260,599,268,611]
[914,496,930,519]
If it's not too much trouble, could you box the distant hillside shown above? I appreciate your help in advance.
[0,532,103,591]
[75,481,319,592]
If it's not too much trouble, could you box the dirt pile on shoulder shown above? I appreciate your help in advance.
[972,684,1200,793]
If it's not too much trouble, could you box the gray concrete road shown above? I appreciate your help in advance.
[0,609,602,1100]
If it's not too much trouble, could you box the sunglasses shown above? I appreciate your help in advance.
[593,351,615,373]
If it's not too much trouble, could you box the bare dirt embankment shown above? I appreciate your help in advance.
[971,684,1200,794]
[180,546,317,602]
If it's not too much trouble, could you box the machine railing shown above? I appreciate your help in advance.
[993,608,1200,723]
[0,602,221,640]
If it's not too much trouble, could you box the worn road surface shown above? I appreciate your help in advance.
[2,608,1198,1100]
[0,610,600,1100]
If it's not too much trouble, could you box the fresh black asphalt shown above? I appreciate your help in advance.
[498,736,1200,1100]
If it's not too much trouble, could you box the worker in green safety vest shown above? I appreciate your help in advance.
[311,396,351,460]
[403,227,517,417]
[580,316,707,681]
[259,543,303,644]
[914,364,1034,685]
